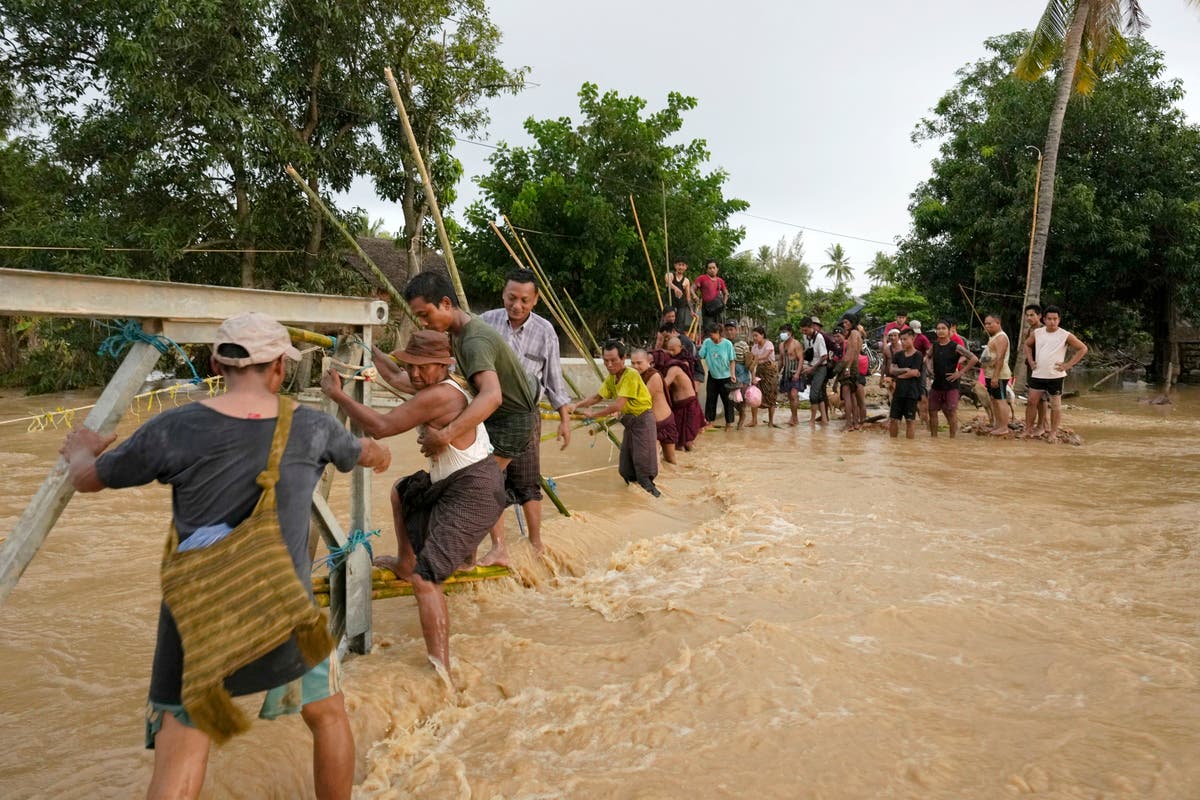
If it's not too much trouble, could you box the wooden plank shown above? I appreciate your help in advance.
[311,493,348,642]
[345,327,373,653]
[0,267,388,328]
[0,338,165,607]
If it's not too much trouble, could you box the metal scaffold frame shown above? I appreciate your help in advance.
[0,267,388,654]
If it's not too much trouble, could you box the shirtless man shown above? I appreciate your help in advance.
[664,336,704,450]
[777,323,805,426]
[836,314,866,431]
[322,330,506,669]
[631,347,677,464]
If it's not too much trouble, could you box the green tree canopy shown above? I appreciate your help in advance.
[898,33,1200,372]
[458,83,747,341]
[0,0,523,291]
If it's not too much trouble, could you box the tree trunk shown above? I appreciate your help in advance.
[1014,0,1090,390]
[235,181,256,289]
[305,173,323,272]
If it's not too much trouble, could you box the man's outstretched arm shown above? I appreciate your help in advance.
[60,428,116,493]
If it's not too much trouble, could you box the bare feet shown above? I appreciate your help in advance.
[1022,427,1046,440]
[374,554,415,580]
[478,544,511,568]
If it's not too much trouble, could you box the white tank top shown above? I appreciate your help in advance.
[1032,327,1070,379]
[426,379,493,482]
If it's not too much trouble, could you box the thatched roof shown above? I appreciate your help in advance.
[342,236,449,294]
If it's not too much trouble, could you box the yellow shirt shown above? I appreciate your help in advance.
[599,367,653,417]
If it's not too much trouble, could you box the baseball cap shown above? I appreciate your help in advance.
[724,320,738,327]
[886,328,900,337]
[213,312,301,367]
[394,329,453,365]
[809,315,823,326]
[909,319,922,331]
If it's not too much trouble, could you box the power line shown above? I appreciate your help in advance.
[734,212,899,249]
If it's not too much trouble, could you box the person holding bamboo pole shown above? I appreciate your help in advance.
[60,312,391,800]
[480,268,573,562]
[321,330,506,670]
[370,272,540,567]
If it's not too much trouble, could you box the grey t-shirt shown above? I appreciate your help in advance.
[96,402,361,703]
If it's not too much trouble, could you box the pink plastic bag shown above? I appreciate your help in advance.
[745,385,762,408]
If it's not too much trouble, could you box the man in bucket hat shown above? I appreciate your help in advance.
[62,311,390,799]
[321,329,506,670]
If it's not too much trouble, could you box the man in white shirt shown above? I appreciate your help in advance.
[1022,305,1088,442]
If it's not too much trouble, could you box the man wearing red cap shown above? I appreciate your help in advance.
[321,329,506,670]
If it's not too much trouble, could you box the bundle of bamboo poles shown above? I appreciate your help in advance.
[311,565,513,606]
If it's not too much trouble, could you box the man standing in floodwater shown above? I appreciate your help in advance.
[981,313,1013,434]
[698,322,737,429]
[372,271,539,567]
[322,330,506,670]
[61,312,391,800]
[1023,305,1089,442]
[632,347,677,465]
[480,268,572,563]
[1023,303,1050,434]
[925,319,978,438]
[569,341,660,496]
[888,327,923,439]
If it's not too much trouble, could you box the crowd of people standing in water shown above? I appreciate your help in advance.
[53,256,1090,798]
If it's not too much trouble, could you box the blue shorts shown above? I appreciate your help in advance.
[144,653,342,748]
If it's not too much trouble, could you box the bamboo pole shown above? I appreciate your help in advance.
[285,326,336,349]
[383,67,469,311]
[1089,365,1125,391]
[630,194,664,310]
[661,179,670,270]
[520,233,603,357]
[490,222,594,370]
[957,283,987,330]
[284,165,418,326]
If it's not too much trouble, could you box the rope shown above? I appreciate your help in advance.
[97,320,202,384]
[313,528,381,572]
[0,375,225,431]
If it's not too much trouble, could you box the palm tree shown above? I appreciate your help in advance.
[865,251,898,286]
[1013,0,1199,385]
[822,243,852,291]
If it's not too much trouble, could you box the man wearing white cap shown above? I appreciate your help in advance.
[61,311,391,799]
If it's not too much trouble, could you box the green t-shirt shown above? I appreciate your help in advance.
[599,367,653,417]
[452,316,538,416]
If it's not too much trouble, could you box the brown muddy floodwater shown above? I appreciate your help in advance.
[1,381,1198,799]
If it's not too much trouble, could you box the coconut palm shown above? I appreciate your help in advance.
[865,251,899,286]
[822,243,853,291]
[1013,0,1199,384]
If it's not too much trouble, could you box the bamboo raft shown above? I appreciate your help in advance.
[311,564,513,606]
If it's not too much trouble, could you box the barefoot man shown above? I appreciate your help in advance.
[480,268,572,562]
[569,341,661,497]
[1023,305,1088,442]
[371,272,539,567]
[631,347,677,465]
[62,312,390,799]
[982,313,1013,434]
[322,330,505,669]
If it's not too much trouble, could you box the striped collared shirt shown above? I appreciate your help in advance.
[479,309,571,410]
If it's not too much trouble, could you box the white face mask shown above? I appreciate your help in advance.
[779,332,789,341]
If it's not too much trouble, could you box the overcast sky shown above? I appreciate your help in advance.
[344,0,1200,296]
